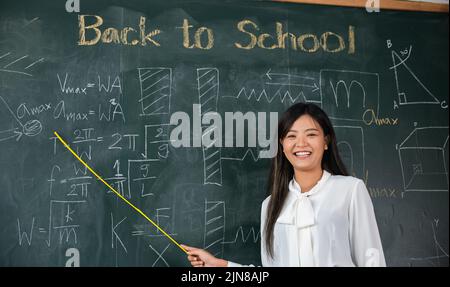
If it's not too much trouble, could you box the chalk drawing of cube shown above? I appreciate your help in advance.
[399,127,449,192]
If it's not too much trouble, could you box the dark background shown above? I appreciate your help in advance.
[0,0,448,266]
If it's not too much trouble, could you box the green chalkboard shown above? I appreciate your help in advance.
[0,0,448,267]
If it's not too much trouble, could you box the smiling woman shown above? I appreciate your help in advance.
[182,102,386,267]
[281,114,329,176]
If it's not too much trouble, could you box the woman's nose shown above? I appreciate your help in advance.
[295,136,307,147]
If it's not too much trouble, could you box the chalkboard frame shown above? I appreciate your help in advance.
[275,0,449,13]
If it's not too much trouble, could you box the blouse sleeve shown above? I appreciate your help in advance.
[349,180,386,267]
[227,261,247,267]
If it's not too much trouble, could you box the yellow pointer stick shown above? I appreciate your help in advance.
[54,131,188,255]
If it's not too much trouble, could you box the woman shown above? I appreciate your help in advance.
[182,103,386,267]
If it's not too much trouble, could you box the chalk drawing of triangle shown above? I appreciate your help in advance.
[392,51,439,105]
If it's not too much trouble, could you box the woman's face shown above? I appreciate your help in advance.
[281,114,328,173]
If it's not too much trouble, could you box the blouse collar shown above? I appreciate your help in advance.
[277,170,331,227]
[290,170,331,197]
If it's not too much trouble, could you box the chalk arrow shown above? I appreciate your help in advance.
[311,82,319,93]
[265,69,319,91]
[14,129,23,141]
[265,68,273,80]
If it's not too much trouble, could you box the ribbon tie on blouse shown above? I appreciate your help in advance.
[294,194,315,228]
[276,171,331,267]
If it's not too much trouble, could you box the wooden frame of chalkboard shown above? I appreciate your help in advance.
[275,0,449,13]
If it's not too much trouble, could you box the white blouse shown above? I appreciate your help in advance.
[228,170,386,267]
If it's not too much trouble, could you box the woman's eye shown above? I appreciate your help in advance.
[287,135,295,138]
[307,134,317,137]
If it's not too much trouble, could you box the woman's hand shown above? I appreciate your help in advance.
[181,244,228,267]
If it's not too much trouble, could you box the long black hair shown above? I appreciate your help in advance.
[264,103,348,258]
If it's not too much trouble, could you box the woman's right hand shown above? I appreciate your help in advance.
[181,244,228,267]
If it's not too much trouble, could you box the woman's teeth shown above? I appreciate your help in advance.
[294,151,311,157]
